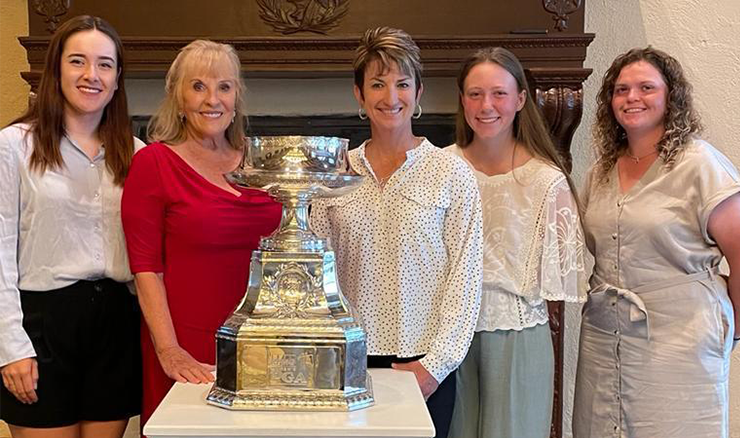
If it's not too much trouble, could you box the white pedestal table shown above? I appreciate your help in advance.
[144,368,435,438]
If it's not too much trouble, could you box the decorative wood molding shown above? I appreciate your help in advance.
[19,34,594,89]
[32,0,70,33]
[257,0,350,35]
[543,0,583,31]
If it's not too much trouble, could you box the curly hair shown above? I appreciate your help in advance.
[592,46,702,183]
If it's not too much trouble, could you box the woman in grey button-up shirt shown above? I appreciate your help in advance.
[0,15,142,437]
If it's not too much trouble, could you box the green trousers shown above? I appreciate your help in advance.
[448,324,554,438]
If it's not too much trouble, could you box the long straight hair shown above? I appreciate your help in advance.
[10,15,134,186]
[455,47,581,211]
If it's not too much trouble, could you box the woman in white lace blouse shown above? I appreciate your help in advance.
[445,47,587,438]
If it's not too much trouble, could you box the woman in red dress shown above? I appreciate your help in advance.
[121,40,281,429]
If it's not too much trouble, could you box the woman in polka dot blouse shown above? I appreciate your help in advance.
[311,27,483,438]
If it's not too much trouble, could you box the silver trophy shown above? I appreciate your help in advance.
[207,136,374,411]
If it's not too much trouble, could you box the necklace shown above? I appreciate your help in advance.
[625,149,659,164]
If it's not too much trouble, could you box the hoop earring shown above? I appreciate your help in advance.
[358,107,368,120]
[412,103,423,120]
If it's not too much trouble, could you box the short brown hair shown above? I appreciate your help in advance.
[11,15,133,186]
[148,40,247,150]
[352,27,422,98]
[593,46,702,182]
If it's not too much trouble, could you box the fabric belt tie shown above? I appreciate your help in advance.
[589,267,719,342]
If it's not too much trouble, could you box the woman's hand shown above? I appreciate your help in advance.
[1,357,39,404]
[156,345,215,384]
[392,360,439,400]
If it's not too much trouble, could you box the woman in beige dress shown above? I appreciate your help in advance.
[573,47,740,438]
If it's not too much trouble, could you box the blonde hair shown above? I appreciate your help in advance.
[148,40,246,149]
[593,46,702,183]
[353,27,422,97]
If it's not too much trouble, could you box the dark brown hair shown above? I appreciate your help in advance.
[456,47,580,209]
[10,15,133,186]
[593,46,702,182]
[352,27,423,98]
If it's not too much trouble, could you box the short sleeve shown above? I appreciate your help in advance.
[539,176,588,303]
[121,145,167,273]
[694,142,740,244]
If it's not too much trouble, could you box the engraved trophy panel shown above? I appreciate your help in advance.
[207,136,374,411]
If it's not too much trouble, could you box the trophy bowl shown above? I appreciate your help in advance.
[227,136,364,199]
[246,135,348,173]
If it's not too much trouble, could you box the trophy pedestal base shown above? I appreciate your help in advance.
[207,374,374,411]
[208,250,374,411]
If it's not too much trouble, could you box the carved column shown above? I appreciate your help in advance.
[529,67,591,438]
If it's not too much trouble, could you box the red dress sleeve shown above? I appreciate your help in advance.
[122,144,166,273]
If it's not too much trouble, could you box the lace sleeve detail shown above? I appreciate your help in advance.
[539,177,588,303]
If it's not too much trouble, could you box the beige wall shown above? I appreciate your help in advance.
[0,0,29,126]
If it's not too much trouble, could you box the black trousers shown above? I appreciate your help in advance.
[368,355,455,438]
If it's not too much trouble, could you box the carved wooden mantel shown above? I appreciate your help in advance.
[19,2,593,437]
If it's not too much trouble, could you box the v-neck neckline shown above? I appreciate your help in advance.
[358,139,428,188]
[615,156,662,197]
[161,143,243,199]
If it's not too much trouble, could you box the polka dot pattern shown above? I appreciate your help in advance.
[311,139,483,382]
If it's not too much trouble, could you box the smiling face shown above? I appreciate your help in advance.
[461,61,525,143]
[354,59,421,134]
[611,60,668,138]
[60,29,119,122]
[180,60,237,142]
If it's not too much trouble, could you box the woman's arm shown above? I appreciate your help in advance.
[0,127,39,404]
[707,193,740,340]
[415,166,483,396]
[121,147,213,384]
[134,272,214,383]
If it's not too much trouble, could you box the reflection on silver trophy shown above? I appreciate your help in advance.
[207,136,374,411]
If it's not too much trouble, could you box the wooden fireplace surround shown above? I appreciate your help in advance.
[19,2,593,436]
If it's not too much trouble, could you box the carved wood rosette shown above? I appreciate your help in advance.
[257,0,350,35]
[33,0,71,33]
[543,0,582,31]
